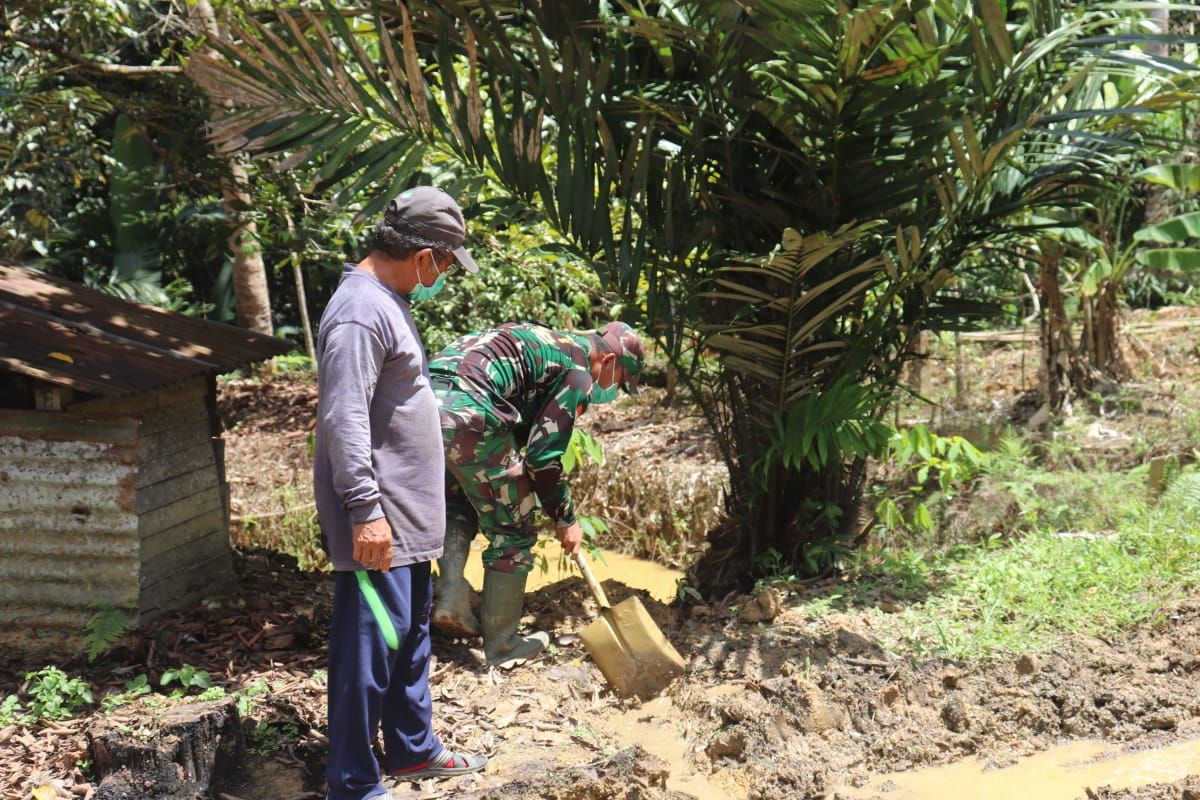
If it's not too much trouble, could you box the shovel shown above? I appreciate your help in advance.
[572,549,686,699]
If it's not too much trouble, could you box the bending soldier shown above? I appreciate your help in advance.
[428,321,644,667]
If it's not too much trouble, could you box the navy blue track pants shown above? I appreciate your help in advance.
[325,562,443,800]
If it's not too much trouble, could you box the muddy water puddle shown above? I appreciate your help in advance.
[461,535,683,602]
[838,738,1200,800]
[606,696,746,800]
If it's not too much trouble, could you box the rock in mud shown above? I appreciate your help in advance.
[941,696,971,732]
[738,587,786,623]
[458,745,692,800]
[706,728,748,760]
[701,684,774,725]
[1140,711,1179,731]
[1015,654,1038,675]
[790,677,843,733]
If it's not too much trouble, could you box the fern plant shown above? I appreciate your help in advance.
[83,605,134,663]
[1162,471,1200,516]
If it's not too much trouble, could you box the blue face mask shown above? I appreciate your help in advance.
[406,256,447,303]
[590,361,620,405]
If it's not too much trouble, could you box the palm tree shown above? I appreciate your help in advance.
[187,0,1196,591]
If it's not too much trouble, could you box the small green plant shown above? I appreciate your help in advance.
[24,667,93,720]
[801,526,853,574]
[562,428,604,475]
[273,352,316,373]
[84,605,134,662]
[892,425,988,491]
[232,484,329,572]
[100,674,152,713]
[248,722,279,758]
[754,547,798,589]
[873,425,988,540]
[160,664,213,697]
[235,679,270,717]
[577,515,610,557]
[569,723,597,741]
[675,578,703,603]
[198,686,227,702]
[0,694,22,725]
[248,721,301,758]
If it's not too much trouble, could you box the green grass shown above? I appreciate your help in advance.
[868,468,1200,662]
[232,484,329,572]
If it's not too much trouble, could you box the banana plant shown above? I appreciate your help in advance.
[1133,163,1200,273]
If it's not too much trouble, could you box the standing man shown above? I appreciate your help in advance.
[428,321,644,667]
[313,187,487,800]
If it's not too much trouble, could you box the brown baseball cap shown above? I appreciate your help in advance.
[600,321,645,395]
[383,186,479,273]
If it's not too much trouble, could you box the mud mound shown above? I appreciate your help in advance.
[1083,776,1200,800]
[458,746,693,800]
[5,551,1200,799]
[673,601,1200,797]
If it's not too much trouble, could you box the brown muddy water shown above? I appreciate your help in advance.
[461,535,683,602]
[837,738,1200,800]
[610,695,746,800]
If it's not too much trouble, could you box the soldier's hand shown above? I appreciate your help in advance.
[353,518,393,571]
[557,521,583,555]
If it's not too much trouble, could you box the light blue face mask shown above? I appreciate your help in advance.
[590,360,620,405]
[407,256,448,303]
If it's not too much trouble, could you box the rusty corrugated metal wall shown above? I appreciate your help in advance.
[0,411,140,655]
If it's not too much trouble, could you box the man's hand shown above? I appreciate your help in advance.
[353,518,393,571]
[556,521,583,555]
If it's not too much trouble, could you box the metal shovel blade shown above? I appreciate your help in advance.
[580,596,686,699]
[574,552,686,699]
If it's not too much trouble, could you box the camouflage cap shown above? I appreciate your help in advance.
[599,321,644,395]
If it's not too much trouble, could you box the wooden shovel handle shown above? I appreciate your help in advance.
[573,550,611,610]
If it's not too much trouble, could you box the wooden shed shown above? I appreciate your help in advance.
[0,265,290,656]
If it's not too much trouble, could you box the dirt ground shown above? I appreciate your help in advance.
[3,307,1200,800]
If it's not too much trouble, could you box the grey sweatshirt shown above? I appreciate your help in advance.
[313,265,446,571]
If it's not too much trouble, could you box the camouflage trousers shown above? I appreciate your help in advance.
[438,387,539,575]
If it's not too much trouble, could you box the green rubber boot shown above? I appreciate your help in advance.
[432,518,480,638]
[481,569,549,668]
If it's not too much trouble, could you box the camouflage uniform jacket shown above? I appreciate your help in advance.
[429,322,593,526]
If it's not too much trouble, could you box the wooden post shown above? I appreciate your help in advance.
[1148,457,1169,494]
[34,383,72,411]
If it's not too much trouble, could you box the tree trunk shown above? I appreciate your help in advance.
[189,0,274,336]
[225,162,274,334]
[954,331,965,402]
[905,329,933,398]
[288,214,317,361]
[1092,281,1128,380]
[1038,243,1087,411]
[90,699,243,800]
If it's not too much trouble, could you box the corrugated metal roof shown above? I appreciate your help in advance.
[0,265,292,397]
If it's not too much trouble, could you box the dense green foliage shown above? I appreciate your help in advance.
[189,0,1199,589]
[0,1,604,343]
